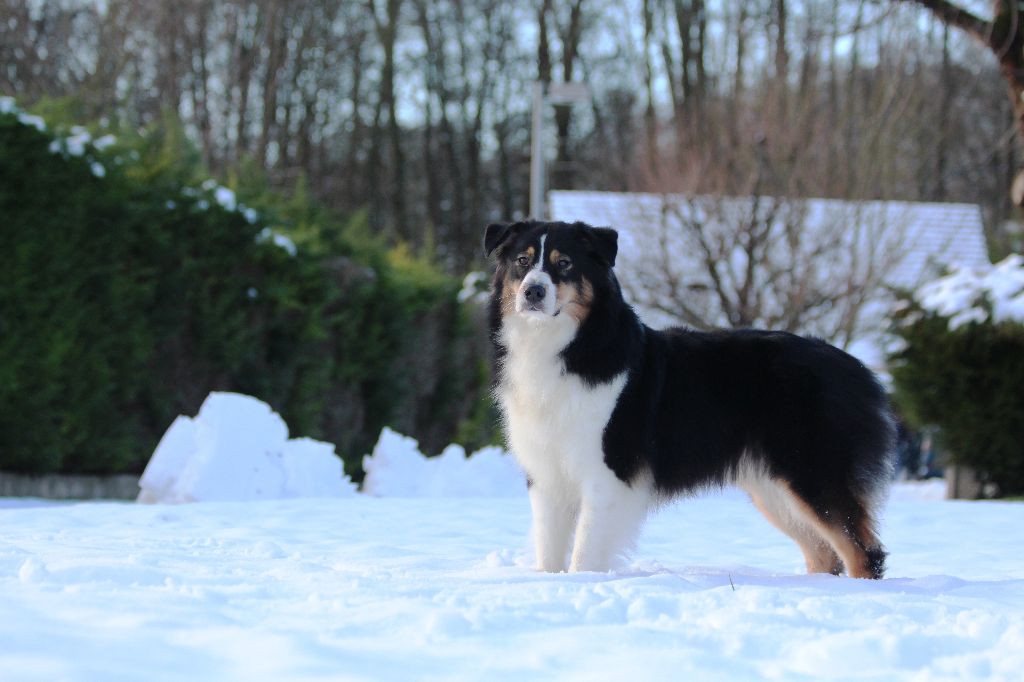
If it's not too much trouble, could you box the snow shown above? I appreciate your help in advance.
[362,427,525,498]
[200,179,238,212]
[214,186,237,211]
[65,127,91,156]
[457,271,490,304]
[256,227,298,256]
[916,254,1024,330]
[137,392,356,503]
[3,98,111,179]
[17,112,46,132]
[2,99,266,228]
[1,484,1022,680]
[92,134,116,151]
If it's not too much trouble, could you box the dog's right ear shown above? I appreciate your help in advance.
[484,222,517,258]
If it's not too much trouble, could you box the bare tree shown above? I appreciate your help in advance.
[622,191,906,349]
[897,0,1024,206]
[2,1,1014,269]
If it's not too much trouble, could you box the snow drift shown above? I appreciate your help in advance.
[361,427,526,497]
[137,392,356,503]
[138,392,525,502]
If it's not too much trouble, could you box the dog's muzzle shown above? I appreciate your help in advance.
[516,272,556,315]
[523,284,546,310]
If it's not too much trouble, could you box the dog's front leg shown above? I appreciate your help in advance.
[569,472,650,572]
[529,483,576,572]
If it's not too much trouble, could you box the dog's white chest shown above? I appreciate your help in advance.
[498,318,627,486]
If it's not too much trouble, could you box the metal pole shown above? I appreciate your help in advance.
[529,81,545,220]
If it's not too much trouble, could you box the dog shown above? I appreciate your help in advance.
[485,219,895,578]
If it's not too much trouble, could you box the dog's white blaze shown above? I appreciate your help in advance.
[498,312,651,572]
[515,234,557,316]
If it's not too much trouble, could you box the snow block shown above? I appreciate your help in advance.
[361,427,526,498]
[137,392,355,503]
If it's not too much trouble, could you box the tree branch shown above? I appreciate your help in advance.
[901,0,991,46]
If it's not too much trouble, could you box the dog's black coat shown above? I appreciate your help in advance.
[486,219,896,577]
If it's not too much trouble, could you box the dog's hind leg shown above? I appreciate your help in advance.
[745,481,844,575]
[777,481,887,579]
[569,471,651,573]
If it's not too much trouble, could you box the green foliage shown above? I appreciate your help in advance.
[890,310,1024,496]
[0,105,493,476]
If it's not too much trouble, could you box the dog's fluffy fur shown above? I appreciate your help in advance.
[485,219,895,578]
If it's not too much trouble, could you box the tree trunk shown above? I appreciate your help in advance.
[551,0,584,191]
[642,0,659,177]
[773,0,788,83]
[936,21,951,200]
[902,0,1024,206]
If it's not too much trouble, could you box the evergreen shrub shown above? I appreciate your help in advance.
[0,104,491,477]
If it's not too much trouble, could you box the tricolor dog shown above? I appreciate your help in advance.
[485,219,894,578]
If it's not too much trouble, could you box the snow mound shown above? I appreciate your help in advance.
[138,392,355,503]
[915,254,1024,330]
[362,427,526,497]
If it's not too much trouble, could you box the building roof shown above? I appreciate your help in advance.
[549,190,991,373]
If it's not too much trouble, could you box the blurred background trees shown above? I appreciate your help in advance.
[3,0,1021,271]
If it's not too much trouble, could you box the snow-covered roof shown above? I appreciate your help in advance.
[549,190,991,372]
[550,190,988,291]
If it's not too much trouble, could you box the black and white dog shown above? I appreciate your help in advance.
[485,219,894,578]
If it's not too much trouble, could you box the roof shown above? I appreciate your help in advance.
[549,190,991,372]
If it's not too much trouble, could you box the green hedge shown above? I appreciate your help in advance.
[890,311,1024,496]
[0,107,492,477]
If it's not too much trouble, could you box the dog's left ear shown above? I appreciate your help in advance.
[484,222,518,258]
[581,225,618,267]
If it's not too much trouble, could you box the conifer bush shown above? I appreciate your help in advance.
[0,103,489,477]
[890,258,1024,496]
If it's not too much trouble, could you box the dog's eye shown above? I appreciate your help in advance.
[515,255,530,267]
[557,258,572,270]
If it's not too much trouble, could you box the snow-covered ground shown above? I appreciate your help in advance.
[2,483,1021,681]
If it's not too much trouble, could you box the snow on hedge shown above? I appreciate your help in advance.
[457,271,490,304]
[2,96,110,178]
[138,392,356,503]
[361,427,526,497]
[915,254,1024,330]
[1,96,269,227]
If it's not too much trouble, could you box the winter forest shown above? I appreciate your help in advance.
[4,0,1021,275]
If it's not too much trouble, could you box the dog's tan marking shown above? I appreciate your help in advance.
[747,487,843,575]
[556,276,594,322]
[549,249,564,265]
[501,270,520,317]
[776,480,879,579]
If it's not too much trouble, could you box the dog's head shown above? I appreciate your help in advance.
[484,220,618,325]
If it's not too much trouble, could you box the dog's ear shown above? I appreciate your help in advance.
[580,224,618,267]
[484,222,518,258]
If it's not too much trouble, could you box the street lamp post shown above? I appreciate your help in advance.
[528,81,591,220]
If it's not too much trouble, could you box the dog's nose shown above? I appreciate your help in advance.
[524,284,546,304]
